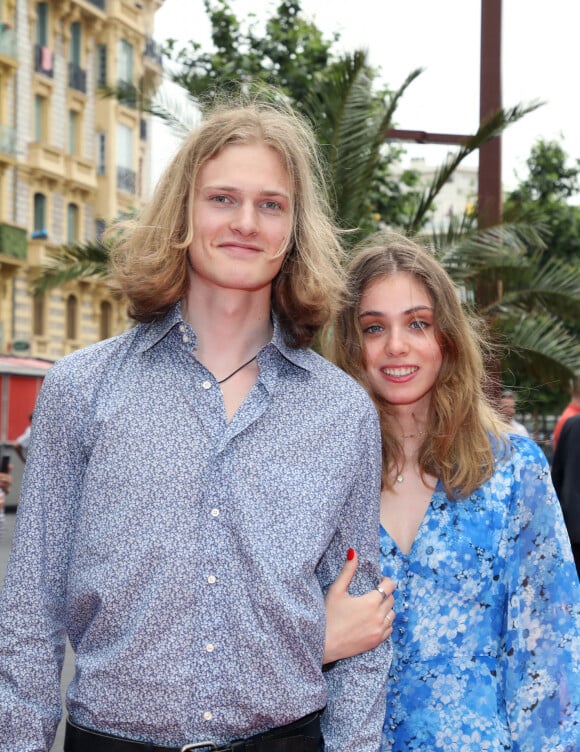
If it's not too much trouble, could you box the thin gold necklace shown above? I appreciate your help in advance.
[402,430,427,439]
[217,354,258,385]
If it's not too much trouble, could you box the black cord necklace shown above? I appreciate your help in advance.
[217,355,258,385]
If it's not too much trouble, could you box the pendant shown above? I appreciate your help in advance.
[396,473,404,483]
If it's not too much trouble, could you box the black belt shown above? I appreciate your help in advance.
[64,711,323,752]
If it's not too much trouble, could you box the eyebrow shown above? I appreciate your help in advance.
[202,184,291,199]
[359,305,433,319]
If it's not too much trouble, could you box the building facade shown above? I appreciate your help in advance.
[0,0,162,361]
[398,156,479,231]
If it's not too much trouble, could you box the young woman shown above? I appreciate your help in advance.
[324,231,580,751]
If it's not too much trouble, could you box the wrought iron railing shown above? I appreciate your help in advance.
[69,61,87,93]
[117,166,136,194]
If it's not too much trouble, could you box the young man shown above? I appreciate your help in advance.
[0,98,390,751]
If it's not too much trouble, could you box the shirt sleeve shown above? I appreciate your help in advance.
[0,364,86,750]
[499,438,580,751]
[317,402,390,752]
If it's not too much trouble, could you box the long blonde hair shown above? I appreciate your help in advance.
[109,93,345,348]
[326,231,506,498]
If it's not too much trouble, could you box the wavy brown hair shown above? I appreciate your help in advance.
[325,231,506,498]
[108,93,345,349]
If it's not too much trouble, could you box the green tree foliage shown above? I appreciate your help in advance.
[166,0,336,105]
[504,138,580,266]
[501,139,580,411]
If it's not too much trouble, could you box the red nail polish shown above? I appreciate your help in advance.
[347,547,355,561]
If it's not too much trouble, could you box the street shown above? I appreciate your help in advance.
[0,510,74,751]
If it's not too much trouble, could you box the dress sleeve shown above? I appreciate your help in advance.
[499,438,580,751]
[317,403,390,752]
[0,364,86,750]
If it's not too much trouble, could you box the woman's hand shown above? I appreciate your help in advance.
[324,548,395,664]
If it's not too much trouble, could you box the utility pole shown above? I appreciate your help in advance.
[385,0,503,229]
[479,0,502,227]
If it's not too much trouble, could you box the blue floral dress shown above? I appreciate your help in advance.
[380,435,580,751]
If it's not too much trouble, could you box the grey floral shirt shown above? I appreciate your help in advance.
[0,304,390,751]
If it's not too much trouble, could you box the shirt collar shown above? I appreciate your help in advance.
[136,301,314,374]
[136,302,188,353]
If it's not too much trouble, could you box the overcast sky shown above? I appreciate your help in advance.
[151,0,580,193]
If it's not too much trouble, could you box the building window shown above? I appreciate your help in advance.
[34,95,46,141]
[33,192,46,233]
[67,202,79,244]
[68,22,86,92]
[96,131,106,175]
[36,2,48,46]
[95,218,106,239]
[33,294,45,336]
[116,123,135,193]
[70,22,81,65]
[68,110,79,156]
[99,300,112,340]
[66,294,78,340]
[118,39,133,85]
[97,44,107,87]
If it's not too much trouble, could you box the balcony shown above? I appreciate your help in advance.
[28,237,53,267]
[117,165,136,194]
[28,143,65,179]
[65,154,97,192]
[34,44,54,78]
[0,223,27,260]
[69,62,87,93]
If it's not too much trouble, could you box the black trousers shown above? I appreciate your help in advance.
[64,711,323,752]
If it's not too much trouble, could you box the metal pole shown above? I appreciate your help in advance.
[479,0,502,228]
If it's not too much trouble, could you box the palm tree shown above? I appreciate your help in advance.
[428,222,580,380]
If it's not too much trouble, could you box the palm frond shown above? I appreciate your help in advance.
[430,223,546,287]
[304,56,423,232]
[496,313,580,382]
[405,101,544,233]
[31,242,111,295]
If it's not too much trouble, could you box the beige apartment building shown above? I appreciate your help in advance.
[0,0,162,361]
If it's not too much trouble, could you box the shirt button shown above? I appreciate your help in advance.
[207,575,217,584]
[210,508,220,517]
[202,380,211,390]
[182,335,191,344]
[205,643,215,652]
[203,711,213,721]
[179,324,186,333]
